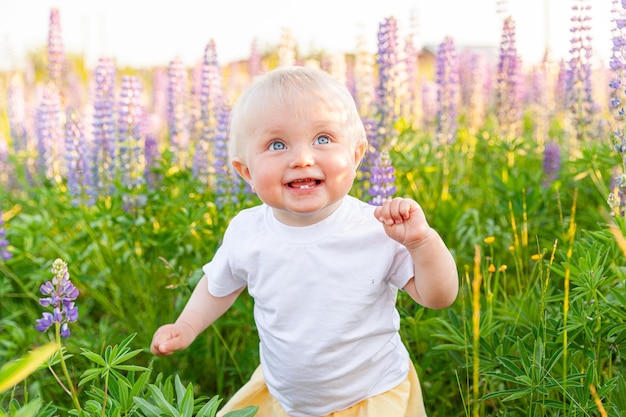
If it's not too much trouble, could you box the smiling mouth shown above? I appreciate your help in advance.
[287,178,322,189]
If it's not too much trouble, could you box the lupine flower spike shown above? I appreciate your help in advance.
[368,149,397,206]
[435,36,459,145]
[608,0,626,216]
[47,8,65,87]
[36,259,79,338]
[567,0,596,143]
[91,57,117,195]
[496,16,521,145]
[375,16,400,149]
[0,210,12,261]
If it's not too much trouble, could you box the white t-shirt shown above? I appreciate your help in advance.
[203,195,415,417]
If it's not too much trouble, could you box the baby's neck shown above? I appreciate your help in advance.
[270,200,343,227]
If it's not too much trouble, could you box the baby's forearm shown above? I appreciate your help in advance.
[405,229,458,309]
[176,275,244,338]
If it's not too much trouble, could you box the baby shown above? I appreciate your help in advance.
[151,66,458,417]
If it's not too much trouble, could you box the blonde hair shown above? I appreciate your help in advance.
[228,66,367,163]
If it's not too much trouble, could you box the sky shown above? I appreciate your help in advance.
[0,0,615,70]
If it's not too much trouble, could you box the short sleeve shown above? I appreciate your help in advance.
[388,244,414,290]
[203,226,247,297]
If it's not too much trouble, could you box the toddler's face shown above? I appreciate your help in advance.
[232,94,366,226]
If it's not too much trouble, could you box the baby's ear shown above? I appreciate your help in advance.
[354,139,368,164]
[232,159,254,190]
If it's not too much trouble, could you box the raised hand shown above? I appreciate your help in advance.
[373,197,433,249]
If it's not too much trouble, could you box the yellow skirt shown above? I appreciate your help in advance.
[217,361,427,417]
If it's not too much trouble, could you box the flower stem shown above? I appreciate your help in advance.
[55,323,81,411]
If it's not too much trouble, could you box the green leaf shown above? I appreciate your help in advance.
[78,368,103,387]
[147,384,179,415]
[174,375,186,409]
[515,375,533,387]
[195,396,222,417]
[111,348,143,366]
[130,370,152,398]
[133,397,164,416]
[114,364,149,373]
[223,406,259,417]
[484,371,522,384]
[482,387,532,402]
[80,350,107,367]
[497,356,524,377]
[179,384,195,417]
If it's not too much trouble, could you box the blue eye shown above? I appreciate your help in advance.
[315,135,331,145]
[269,141,286,151]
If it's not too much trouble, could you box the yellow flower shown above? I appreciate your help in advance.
[488,264,496,273]
[531,254,542,261]
[484,236,496,244]
[509,245,515,251]
[498,265,508,272]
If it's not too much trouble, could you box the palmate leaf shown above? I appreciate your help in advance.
[0,342,58,393]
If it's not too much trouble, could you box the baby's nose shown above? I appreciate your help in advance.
[290,146,315,167]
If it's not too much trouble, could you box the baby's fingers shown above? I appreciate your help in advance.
[375,198,417,224]
[150,326,180,356]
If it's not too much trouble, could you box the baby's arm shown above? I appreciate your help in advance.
[151,275,245,356]
[374,197,458,309]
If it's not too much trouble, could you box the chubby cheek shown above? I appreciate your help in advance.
[248,167,281,198]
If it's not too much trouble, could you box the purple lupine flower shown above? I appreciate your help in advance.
[0,210,12,261]
[193,40,224,184]
[608,0,626,215]
[189,62,204,146]
[117,77,149,212]
[542,141,561,187]
[567,0,596,141]
[35,259,79,338]
[7,74,28,153]
[435,36,459,145]
[213,103,240,207]
[496,16,521,142]
[0,134,10,189]
[525,63,550,145]
[368,149,397,206]
[35,83,64,182]
[144,130,161,190]
[167,57,190,169]
[358,117,378,183]
[375,16,401,149]
[609,0,626,123]
[65,111,95,206]
[118,76,146,195]
[47,8,65,86]
[554,60,569,113]
[91,57,117,195]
